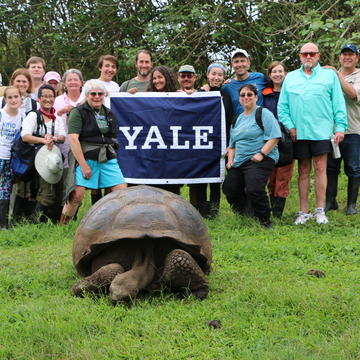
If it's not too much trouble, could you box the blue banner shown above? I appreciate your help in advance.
[110,92,225,184]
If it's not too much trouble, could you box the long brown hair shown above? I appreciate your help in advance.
[147,66,178,92]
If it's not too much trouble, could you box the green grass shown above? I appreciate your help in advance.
[0,173,359,360]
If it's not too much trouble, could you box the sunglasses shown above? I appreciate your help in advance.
[240,92,255,97]
[179,73,194,79]
[89,92,105,96]
[300,52,319,58]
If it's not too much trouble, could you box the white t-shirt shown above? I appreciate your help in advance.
[21,111,66,138]
[0,108,22,160]
[78,79,120,107]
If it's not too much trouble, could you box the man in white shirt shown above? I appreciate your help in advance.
[79,55,120,106]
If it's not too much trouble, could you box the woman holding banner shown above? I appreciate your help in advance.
[146,66,181,195]
[222,84,281,228]
[60,80,127,224]
[192,63,233,218]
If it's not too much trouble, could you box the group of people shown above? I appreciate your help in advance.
[0,42,359,229]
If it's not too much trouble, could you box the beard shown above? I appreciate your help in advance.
[303,62,316,70]
[139,71,149,77]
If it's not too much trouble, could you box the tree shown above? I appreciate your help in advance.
[0,0,359,84]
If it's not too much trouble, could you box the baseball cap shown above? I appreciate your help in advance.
[178,65,196,73]
[340,44,359,54]
[44,71,61,83]
[231,49,250,59]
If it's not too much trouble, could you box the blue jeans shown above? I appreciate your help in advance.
[327,134,360,178]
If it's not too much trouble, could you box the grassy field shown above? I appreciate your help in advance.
[0,174,359,360]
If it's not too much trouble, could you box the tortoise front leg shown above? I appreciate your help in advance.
[162,249,209,300]
[71,263,125,297]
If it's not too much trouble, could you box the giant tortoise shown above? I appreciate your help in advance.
[71,185,212,302]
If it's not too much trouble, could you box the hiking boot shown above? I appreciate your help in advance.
[346,177,359,215]
[313,208,329,224]
[260,219,273,229]
[0,200,10,229]
[294,211,312,225]
[325,174,339,212]
[270,196,286,218]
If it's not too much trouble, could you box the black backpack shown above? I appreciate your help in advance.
[255,106,293,168]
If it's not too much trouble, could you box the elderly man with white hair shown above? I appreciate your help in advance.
[60,79,127,224]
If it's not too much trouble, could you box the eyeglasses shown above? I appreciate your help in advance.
[89,92,105,96]
[40,95,55,99]
[240,92,255,97]
[179,73,194,79]
[300,52,319,58]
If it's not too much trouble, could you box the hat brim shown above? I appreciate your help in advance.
[35,145,64,184]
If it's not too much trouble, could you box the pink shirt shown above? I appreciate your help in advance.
[54,93,81,168]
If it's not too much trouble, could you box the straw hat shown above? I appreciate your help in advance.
[35,145,63,184]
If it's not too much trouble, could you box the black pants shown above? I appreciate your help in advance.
[189,183,221,204]
[222,157,274,221]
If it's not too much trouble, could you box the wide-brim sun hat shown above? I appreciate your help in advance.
[35,145,64,184]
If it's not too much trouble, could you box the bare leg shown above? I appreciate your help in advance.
[313,153,327,208]
[60,186,86,224]
[110,183,127,191]
[71,263,125,297]
[298,158,312,213]
[109,246,155,302]
[162,249,209,300]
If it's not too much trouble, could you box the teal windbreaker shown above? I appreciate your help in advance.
[278,63,347,140]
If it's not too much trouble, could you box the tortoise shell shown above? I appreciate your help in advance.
[73,185,212,276]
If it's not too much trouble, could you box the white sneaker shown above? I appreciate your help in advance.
[294,211,313,225]
[313,208,328,224]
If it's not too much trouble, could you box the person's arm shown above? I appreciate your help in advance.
[21,112,53,149]
[323,66,357,100]
[68,133,91,179]
[251,138,279,163]
[330,71,347,144]
[252,108,281,162]
[226,147,235,169]
[337,72,357,100]
[277,79,296,138]
[22,133,51,146]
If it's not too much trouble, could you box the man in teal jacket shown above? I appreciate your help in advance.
[278,42,347,225]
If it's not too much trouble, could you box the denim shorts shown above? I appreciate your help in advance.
[76,158,125,189]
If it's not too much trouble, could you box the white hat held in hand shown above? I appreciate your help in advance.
[35,145,64,184]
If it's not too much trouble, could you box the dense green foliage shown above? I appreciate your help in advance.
[0,176,359,359]
[1,1,359,84]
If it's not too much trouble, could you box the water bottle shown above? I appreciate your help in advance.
[331,137,341,159]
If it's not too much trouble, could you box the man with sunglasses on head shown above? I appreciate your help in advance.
[278,42,347,225]
[178,65,197,94]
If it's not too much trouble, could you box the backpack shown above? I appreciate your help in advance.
[255,106,293,168]
[10,111,46,181]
